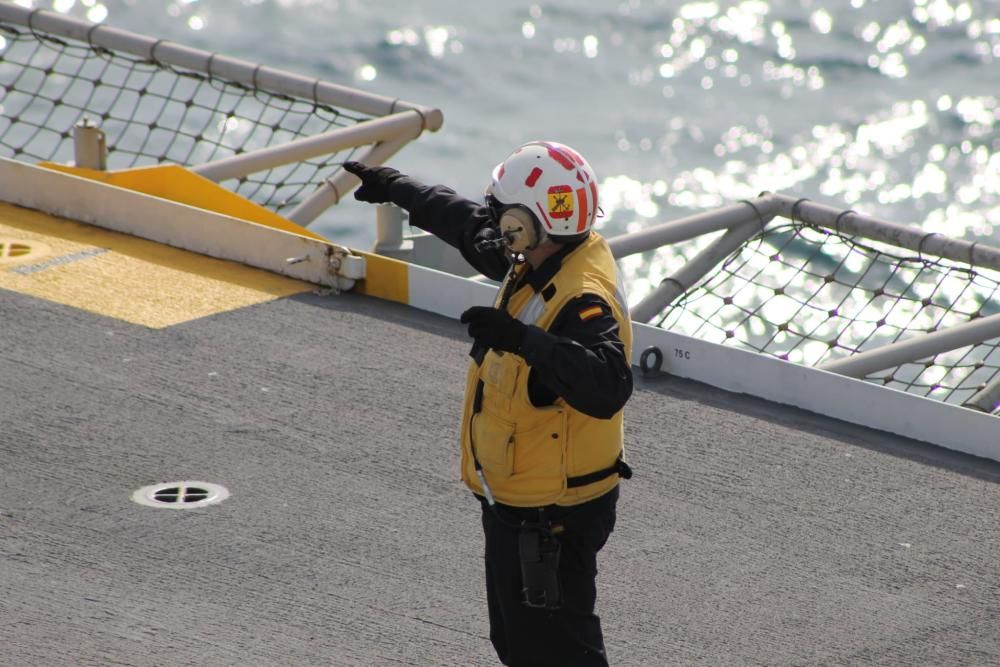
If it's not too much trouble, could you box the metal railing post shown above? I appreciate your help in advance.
[372,205,413,262]
[73,118,106,170]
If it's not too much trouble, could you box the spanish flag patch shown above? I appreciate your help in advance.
[579,305,603,321]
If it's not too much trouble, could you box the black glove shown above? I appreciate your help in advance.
[460,306,527,354]
[342,161,403,204]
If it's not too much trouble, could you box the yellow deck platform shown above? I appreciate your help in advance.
[0,202,311,328]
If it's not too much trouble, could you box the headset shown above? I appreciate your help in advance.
[473,198,544,261]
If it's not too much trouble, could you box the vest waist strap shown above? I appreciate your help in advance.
[566,457,633,489]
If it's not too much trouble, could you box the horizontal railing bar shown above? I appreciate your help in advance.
[771,194,1000,273]
[0,4,442,130]
[818,312,1000,378]
[609,193,783,259]
[191,112,424,183]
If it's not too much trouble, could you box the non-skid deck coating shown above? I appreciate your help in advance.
[0,202,311,328]
[2,273,999,665]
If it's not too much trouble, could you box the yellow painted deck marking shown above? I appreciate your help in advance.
[351,250,409,304]
[0,203,312,328]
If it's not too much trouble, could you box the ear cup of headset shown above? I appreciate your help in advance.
[498,206,542,252]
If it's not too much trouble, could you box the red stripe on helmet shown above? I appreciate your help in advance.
[535,202,553,230]
[497,164,505,180]
[589,181,598,211]
[525,166,543,187]
[576,187,588,232]
[562,145,585,165]
[547,146,575,170]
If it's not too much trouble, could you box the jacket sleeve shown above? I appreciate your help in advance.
[387,177,509,281]
[518,294,633,419]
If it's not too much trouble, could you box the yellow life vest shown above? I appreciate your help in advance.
[459,232,633,507]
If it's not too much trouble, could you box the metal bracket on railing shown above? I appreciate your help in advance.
[326,244,366,292]
[286,243,366,293]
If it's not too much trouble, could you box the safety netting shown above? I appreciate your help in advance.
[657,221,1000,412]
[0,20,371,216]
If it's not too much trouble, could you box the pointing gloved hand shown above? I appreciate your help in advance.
[460,306,527,354]
[342,161,404,204]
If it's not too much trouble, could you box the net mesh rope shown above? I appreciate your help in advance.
[657,221,1000,412]
[0,22,370,215]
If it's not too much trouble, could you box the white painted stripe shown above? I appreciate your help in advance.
[10,247,109,275]
[406,261,498,318]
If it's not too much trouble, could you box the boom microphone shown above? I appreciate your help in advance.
[474,227,506,253]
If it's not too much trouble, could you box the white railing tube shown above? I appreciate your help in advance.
[772,195,1000,272]
[286,134,413,226]
[191,112,424,183]
[0,4,442,129]
[964,375,1000,414]
[609,193,782,259]
[819,312,1000,378]
[631,212,776,323]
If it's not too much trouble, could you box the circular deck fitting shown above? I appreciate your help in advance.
[0,239,50,265]
[131,481,230,509]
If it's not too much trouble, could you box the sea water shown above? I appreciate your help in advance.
[22,0,1000,294]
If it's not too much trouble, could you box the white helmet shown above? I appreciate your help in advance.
[485,141,599,246]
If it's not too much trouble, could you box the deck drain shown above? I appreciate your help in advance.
[0,239,50,265]
[131,481,229,509]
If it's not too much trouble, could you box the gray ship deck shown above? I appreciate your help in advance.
[3,280,999,666]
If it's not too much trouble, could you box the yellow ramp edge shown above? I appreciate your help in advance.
[39,162,330,242]
[0,202,311,328]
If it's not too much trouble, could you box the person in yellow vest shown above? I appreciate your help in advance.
[344,141,633,667]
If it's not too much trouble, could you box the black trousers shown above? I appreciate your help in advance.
[478,485,619,667]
